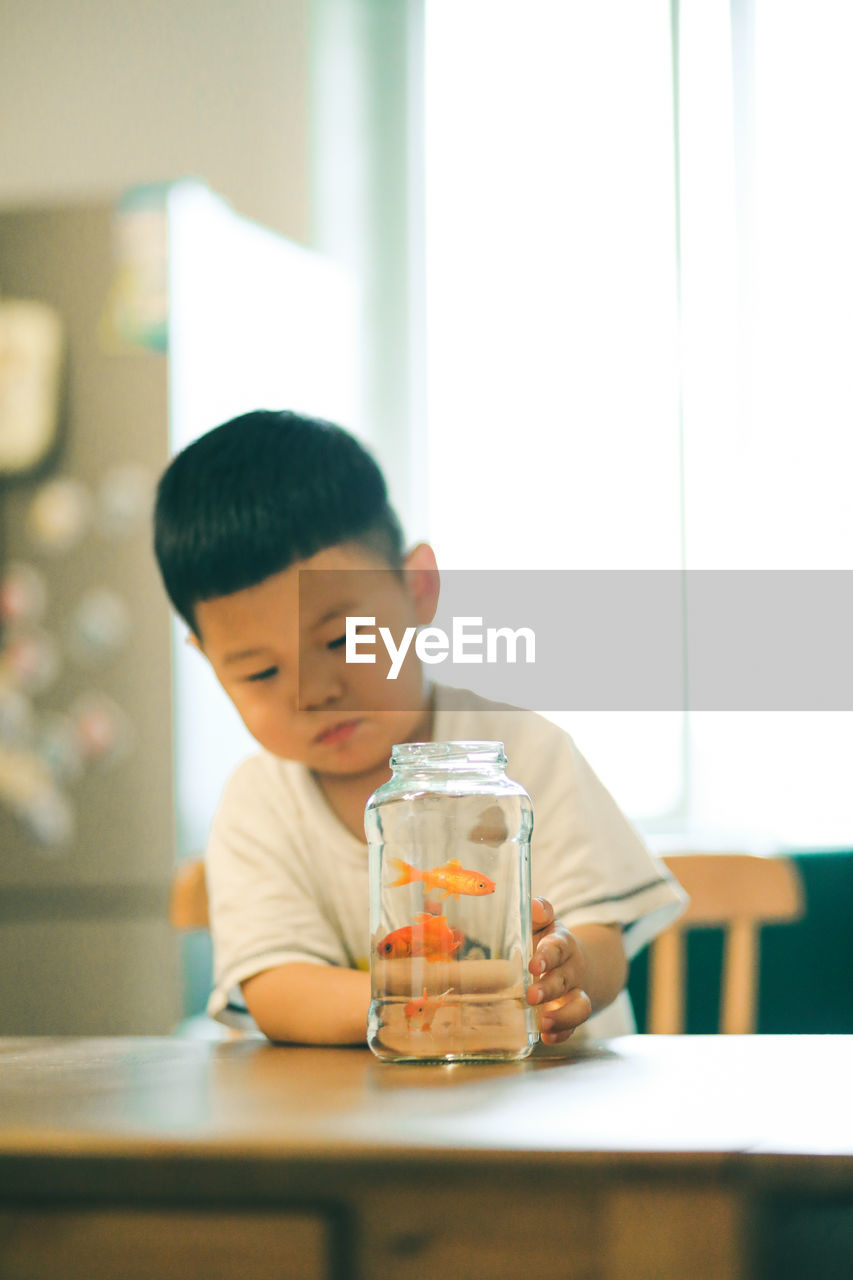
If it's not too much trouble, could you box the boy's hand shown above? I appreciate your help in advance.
[526,897,593,1044]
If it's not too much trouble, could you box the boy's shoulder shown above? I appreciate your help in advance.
[216,747,315,818]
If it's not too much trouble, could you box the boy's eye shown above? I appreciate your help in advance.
[246,666,278,683]
[327,634,347,651]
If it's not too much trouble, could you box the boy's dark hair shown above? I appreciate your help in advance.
[153,409,405,633]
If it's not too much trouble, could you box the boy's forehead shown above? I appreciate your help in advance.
[296,542,403,615]
[298,562,402,619]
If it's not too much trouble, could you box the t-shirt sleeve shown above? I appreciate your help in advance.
[524,725,688,960]
[204,755,350,1028]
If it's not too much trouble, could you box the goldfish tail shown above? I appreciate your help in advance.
[388,857,420,888]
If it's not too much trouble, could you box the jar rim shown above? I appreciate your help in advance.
[389,739,506,768]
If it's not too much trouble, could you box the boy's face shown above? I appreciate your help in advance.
[193,543,438,780]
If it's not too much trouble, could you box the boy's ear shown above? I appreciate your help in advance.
[185,631,202,653]
[403,542,440,625]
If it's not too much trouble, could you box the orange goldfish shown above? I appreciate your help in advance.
[404,987,453,1032]
[389,856,496,900]
[376,913,465,961]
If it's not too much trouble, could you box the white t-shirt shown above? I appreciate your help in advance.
[205,684,687,1041]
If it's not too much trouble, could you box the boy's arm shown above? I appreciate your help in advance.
[526,898,627,1045]
[241,964,370,1045]
[241,905,625,1046]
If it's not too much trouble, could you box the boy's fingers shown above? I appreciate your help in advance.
[538,988,592,1042]
[527,969,580,1005]
[527,953,582,1004]
[529,929,575,977]
[531,897,554,931]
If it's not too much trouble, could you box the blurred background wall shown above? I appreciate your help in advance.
[0,0,310,241]
[1,0,423,529]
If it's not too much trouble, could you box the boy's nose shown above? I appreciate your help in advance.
[298,663,345,711]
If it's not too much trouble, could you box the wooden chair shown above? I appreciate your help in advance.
[170,858,240,1040]
[169,858,210,931]
[648,852,804,1034]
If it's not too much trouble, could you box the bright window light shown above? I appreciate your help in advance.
[425,0,683,824]
[424,0,853,847]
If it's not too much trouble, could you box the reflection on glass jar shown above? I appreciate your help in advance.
[366,740,537,1063]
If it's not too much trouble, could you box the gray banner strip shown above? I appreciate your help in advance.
[299,569,853,711]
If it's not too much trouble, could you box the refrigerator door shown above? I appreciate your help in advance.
[0,201,179,1033]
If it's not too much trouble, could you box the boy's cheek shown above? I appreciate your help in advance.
[225,694,288,753]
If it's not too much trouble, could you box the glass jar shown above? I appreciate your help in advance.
[366,740,538,1063]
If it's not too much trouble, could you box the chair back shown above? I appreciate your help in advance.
[648,852,804,1034]
[170,858,210,931]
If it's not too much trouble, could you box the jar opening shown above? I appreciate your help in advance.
[389,740,506,769]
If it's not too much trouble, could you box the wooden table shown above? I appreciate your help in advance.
[0,1035,851,1279]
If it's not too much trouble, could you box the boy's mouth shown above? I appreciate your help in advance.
[314,718,363,746]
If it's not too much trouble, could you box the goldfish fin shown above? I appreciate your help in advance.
[388,857,417,887]
[445,859,463,868]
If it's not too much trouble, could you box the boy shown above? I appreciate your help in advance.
[154,410,686,1046]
